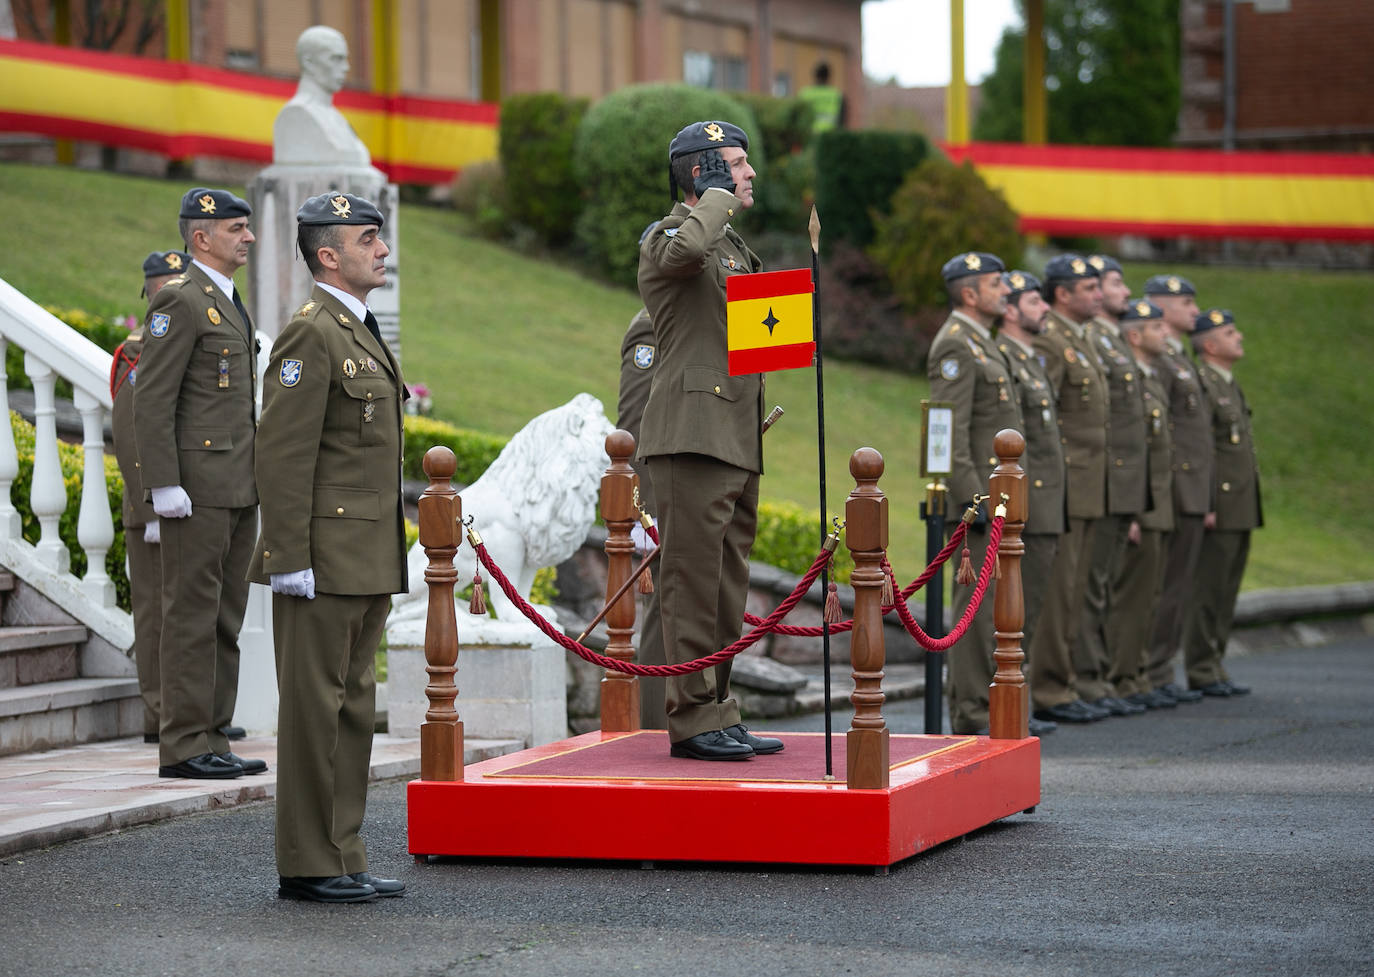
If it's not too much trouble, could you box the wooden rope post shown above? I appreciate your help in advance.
[419,446,464,782]
[845,447,890,789]
[988,429,1030,739]
[599,430,641,732]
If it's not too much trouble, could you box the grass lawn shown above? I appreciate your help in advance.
[2,161,1370,590]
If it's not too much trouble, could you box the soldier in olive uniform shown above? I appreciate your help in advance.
[637,120,782,761]
[1027,255,1111,725]
[133,189,264,780]
[112,250,190,742]
[250,192,408,904]
[1107,300,1177,708]
[927,252,1022,735]
[1076,255,1146,717]
[1184,309,1259,697]
[996,271,1064,672]
[1142,275,1209,703]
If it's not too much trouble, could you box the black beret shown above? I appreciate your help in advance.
[296,192,385,228]
[941,252,1005,283]
[142,250,189,277]
[1193,308,1234,335]
[1003,269,1042,297]
[1121,298,1163,322]
[1143,274,1197,297]
[1087,254,1123,275]
[669,120,749,160]
[1043,253,1098,284]
[179,187,251,219]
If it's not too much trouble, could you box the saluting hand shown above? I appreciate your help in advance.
[693,149,736,197]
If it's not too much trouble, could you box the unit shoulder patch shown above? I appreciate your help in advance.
[149,313,170,337]
[940,357,961,381]
[279,358,303,387]
[633,343,655,370]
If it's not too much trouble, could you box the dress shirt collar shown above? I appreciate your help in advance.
[192,259,236,301]
[314,281,370,325]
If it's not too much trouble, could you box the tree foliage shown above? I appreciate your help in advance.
[974,0,1180,146]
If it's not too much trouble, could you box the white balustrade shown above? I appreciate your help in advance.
[0,336,20,537]
[23,351,69,573]
[74,387,116,605]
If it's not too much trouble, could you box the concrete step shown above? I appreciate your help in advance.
[0,677,142,756]
[0,625,90,689]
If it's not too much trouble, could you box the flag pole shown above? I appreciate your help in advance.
[809,205,834,780]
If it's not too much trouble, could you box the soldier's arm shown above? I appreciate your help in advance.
[254,319,329,575]
[1034,331,1067,397]
[928,344,981,511]
[132,286,194,492]
[647,189,736,277]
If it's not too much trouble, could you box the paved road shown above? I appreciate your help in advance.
[2,636,1371,977]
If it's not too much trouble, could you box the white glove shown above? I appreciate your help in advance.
[151,485,193,519]
[271,568,316,599]
[630,518,657,554]
[143,519,160,545]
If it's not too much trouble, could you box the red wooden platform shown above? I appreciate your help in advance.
[407,729,1040,868]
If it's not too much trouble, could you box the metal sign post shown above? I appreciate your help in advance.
[919,401,954,734]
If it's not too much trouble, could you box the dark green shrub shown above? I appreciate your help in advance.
[754,500,852,584]
[499,92,590,246]
[449,159,507,240]
[402,415,506,485]
[818,243,934,372]
[813,129,935,248]
[573,84,761,289]
[733,93,815,162]
[869,158,1024,314]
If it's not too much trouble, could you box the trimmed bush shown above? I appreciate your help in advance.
[755,500,852,584]
[818,243,933,372]
[732,93,815,162]
[869,158,1024,314]
[573,84,761,289]
[813,129,935,248]
[402,415,506,485]
[449,159,507,240]
[499,92,590,246]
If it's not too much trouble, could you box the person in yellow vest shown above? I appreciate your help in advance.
[798,61,846,134]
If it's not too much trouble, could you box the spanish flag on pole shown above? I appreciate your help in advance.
[726,268,816,376]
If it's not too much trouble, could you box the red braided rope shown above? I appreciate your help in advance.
[474,541,833,676]
[888,515,1004,651]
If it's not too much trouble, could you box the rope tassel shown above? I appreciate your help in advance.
[637,563,654,594]
[469,564,487,616]
[881,566,895,606]
[823,582,842,624]
[956,545,975,586]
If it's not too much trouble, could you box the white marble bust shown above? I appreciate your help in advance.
[272,25,371,166]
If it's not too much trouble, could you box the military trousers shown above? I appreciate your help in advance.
[157,504,255,765]
[1020,532,1059,660]
[1147,514,1205,689]
[1028,516,1097,710]
[948,523,1009,734]
[1075,514,1131,701]
[1184,529,1250,689]
[645,454,754,744]
[126,523,163,735]
[1107,527,1166,697]
[636,565,668,730]
[273,591,387,879]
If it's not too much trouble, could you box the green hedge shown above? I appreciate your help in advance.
[756,499,853,585]
[573,83,761,289]
[499,92,590,247]
[10,411,130,611]
[402,415,507,485]
[813,129,935,248]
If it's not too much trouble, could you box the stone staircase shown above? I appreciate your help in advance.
[0,570,141,756]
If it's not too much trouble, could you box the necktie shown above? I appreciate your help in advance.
[363,310,384,347]
[231,288,253,341]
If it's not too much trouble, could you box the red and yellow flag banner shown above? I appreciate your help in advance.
[726,268,815,376]
[944,142,1374,242]
[0,39,497,184]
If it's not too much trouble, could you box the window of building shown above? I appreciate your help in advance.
[684,50,748,91]
[773,72,791,97]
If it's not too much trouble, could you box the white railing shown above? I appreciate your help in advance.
[0,276,132,650]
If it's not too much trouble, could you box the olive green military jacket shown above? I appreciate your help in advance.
[998,335,1065,536]
[248,287,408,596]
[1198,361,1262,531]
[1087,315,1149,515]
[927,312,1022,515]
[110,330,156,528]
[1158,340,1214,516]
[617,307,656,512]
[1034,310,1108,520]
[1138,364,1175,533]
[637,191,765,474]
[133,262,257,509]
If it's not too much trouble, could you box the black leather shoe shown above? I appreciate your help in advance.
[669,730,754,760]
[278,875,377,903]
[1027,717,1057,736]
[143,732,159,744]
[1095,695,1146,717]
[1077,698,1111,720]
[159,752,244,779]
[1159,682,1203,703]
[350,872,405,897]
[219,725,247,740]
[1143,689,1178,709]
[723,723,784,754]
[1224,681,1251,696]
[1033,700,1098,724]
[218,751,267,774]
[1196,681,1233,697]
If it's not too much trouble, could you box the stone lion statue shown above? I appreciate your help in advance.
[392,392,614,624]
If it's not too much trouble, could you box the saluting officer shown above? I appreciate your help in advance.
[1184,309,1259,697]
[1142,274,1209,703]
[927,252,1022,735]
[1107,299,1177,708]
[637,120,782,761]
[1077,254,1146,717]
[112,250,190,743]
[250,192,408,904]
[133,189,264,780]
[1027,254,1110,725]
